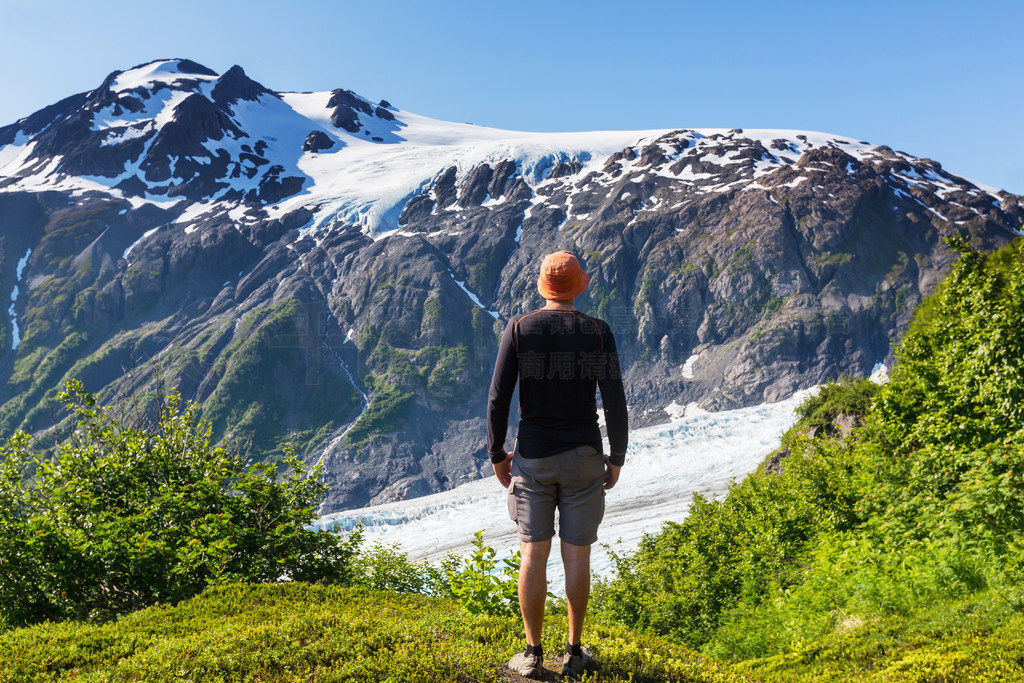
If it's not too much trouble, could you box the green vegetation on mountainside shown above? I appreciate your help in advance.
[344,324,472,448]
[200,300,362,462]
[592,236,1024,680]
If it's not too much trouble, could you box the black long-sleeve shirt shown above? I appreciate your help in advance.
[486,309,628,466]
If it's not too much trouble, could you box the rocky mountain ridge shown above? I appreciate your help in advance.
[1,59,1021,511]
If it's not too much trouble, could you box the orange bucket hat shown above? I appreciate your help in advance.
[537,250,590,301]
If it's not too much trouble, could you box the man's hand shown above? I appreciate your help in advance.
[493,451,513,488]
[604,458,621,490]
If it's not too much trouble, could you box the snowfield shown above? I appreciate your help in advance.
[315,388,814,589]
[2,60,1008,244]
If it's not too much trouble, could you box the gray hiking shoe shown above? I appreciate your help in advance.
[508,649,544,679]
[561,645,594,678]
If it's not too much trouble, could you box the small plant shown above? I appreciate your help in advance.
[349,540,443,594]
[442,530,521,617]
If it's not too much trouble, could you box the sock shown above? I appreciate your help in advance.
[525,643,543,659]
[567,643,582,657]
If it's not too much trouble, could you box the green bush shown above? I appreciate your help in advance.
[592,429,865,648]
[0,381,358,629]
[862,238,1024,555]
[593,237,1024,675]
[328,530,523,618]
[441,531,521,617]
[790,375,879,438]
[348,539,444,595]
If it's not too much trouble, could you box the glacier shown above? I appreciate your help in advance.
[315,388,814,590]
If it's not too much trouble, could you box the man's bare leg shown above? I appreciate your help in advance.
[519,538,552,646]
[561,540,591,645]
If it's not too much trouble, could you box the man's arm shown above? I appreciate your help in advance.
[598,324,628,467]
[487,320,518,484]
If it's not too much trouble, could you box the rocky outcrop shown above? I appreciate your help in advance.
[303,130,335,153]
[212,65,269,105]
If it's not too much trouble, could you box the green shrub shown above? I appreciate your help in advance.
[593,428,865,648]
[348,540,444,595]
[442,530,521,617]
[594,237,1024,675]
[790,375,879,438]
[862,238,1024,554]
[0,381,358,629]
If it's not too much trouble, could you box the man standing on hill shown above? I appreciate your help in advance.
[487,250,628,679]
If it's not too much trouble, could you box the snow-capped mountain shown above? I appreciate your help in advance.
[1,59,663,230]
[1,59,1021,510]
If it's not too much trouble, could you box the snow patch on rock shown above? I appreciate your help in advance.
[682,353,699,379]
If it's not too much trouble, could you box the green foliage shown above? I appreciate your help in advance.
[343,380,413,446]
[347,540,444,595]
[760,296,784,319]
[426,345,469,393]
[198,301,359,460]
[0,582,746,682]
[736,585,1024,681]
[587,283,624,334]
[0,381,358,629]
[338,531,523,617]
[594,237,1024,677]
[343,335,472,445]
[790,375,879,439]
[592,432,865,647]
[441,531,521,617]
[369,336,417,381]
[863,238,1024,554]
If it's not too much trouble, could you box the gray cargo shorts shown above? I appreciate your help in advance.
[507,444,606,546]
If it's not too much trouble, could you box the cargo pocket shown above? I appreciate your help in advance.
[507,480,519,523]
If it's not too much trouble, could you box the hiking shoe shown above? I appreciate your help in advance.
[561,645,595,678]
[508,649,544,679]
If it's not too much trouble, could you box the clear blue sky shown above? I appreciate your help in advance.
[2,0,1022,194]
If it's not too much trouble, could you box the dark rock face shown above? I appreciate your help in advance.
[142,94,244,179]
[172,59,219,78]
[325,89,403,142]
[328,89,374,132]
[303,130,335,153]
[0,93,90,146]
[212,65,269,105]
[1,63,1022,513]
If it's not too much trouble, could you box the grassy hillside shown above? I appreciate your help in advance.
[0,582,747,682]
[592,236,1024,680]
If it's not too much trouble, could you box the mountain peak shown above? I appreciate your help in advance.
[212,65,270,105]
[103,59,219,95]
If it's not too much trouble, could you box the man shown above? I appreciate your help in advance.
[486,250,628,679]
